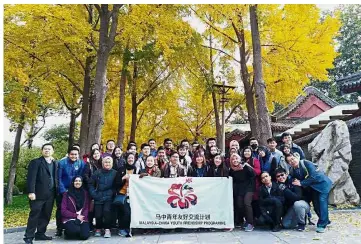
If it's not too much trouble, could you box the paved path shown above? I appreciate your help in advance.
[5,212,361,244]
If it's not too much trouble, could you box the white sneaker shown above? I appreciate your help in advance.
[104,229,111,238]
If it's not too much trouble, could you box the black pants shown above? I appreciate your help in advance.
[64,220,90,240]
[235,192,254,225]
[55,193,63,231]
[117,200,131,229]
[24,194,55,239]
[260,198,283,226]
[94,201,112,229]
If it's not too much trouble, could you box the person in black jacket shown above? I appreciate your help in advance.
[229,153,255,232]
[259,171,284,232]
[112,146,126,172]
[23,143,57,244]
[88,156,117,238]
[207,154,229,177]
[114,153,137,237]
[188,151,209,177]
[274,168,310,231]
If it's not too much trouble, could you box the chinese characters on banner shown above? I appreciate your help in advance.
[129,175,234,229]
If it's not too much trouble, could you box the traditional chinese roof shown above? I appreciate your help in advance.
[225,129,248,141]
[273,86,339,120]
[336,72,361,94]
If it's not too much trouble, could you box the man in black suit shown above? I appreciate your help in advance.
[23,143,57,244]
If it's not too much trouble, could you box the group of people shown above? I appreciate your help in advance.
[23,132,333,244]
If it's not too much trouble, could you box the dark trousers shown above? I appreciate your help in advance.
[235,192,254,225]
[94,201,112,229]
[24,194,55,239]
[55,193,63,230]
[64,220,90,240]
[252,200,261,219]
[88,211,95,230]
[260,198,283,226]
[312,190,330,228]
[117,201,131,229]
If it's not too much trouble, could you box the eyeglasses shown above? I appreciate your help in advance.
[276,173,285,178]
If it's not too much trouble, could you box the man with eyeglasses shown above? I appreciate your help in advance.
[163,151,186,178]
[259,171,284,232]
[56,146,86,237]
[274,168,310,231]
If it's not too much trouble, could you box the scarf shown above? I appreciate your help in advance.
[146,166,156,176]
[125,162,136,171]
[230,162,243,171]
[67,184,85,211]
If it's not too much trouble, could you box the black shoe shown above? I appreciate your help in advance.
[297,223,305,231]
[55,229,63,237]
[272,224,282,232]
[23,238,33,244]
[34,234,53,241]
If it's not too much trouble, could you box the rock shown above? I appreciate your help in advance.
[308,120,360,205]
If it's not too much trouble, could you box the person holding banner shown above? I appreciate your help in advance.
[229,153,256,232]
[88,156,117,238]
[163,151,187,178]
[114,153,137,237]
[207,154,229,177]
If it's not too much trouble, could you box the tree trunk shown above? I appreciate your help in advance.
[87,4,121,146]
[68,111,76,150]
[79,55,93,155]
[250,5,272,144]
[117,48,129,147]
[27,119,35,149]
[130,62,138,142]
[209,30,222,148]
[5,113,25,205]
[233,16,259,139]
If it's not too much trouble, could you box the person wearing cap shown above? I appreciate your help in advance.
[280,132,305,160]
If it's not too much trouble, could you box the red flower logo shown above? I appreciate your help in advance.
[167,178,197,209]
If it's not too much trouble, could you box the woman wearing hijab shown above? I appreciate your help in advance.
[207,154,229,177]
[115,153,137,237]
[229,152,256,232]
[61,176,90,240]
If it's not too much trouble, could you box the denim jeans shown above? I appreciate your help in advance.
[282,200,310,228]
[312,190,330,228]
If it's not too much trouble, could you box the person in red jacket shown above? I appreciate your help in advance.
[61,176,90,240]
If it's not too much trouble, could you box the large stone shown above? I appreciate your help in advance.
[308,120,360,205]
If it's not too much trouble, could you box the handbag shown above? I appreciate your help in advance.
[112,194,128,206]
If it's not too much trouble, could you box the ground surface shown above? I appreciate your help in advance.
[5,211,361,244]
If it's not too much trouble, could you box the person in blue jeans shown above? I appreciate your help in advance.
[285,153,332,233]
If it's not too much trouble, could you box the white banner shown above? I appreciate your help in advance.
[129,175,234,229]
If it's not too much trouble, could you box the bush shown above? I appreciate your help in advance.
[3,184,20,198]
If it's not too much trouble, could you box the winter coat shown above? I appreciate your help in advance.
[58,158,86,194]
[61,191,90,223]
[229,164,255,196]
[88,169,117,204]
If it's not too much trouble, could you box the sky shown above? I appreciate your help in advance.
[3,4,340,147]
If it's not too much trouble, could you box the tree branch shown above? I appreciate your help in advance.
[136,109,145,128]
[198,109,214,129]
[225,102,244,123]
[137,67,173,106]
[58,72,83,94]
[202,44,240,63]
[56,83,78,111]
[4,37,43,62]
[63,43,86,71]
[179,117,196,138]
[190,7,239,44]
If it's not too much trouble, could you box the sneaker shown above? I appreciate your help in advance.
[244,224,254,232]
[297,224,305,231]
[316,227,326,233]
[55,229,63,237]
[272,224,282,232]
[118,229,128,236]
[104,229,111,238]
[242,222,248,229]
[327,221,333,227]
[94,229,102,237]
